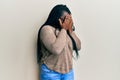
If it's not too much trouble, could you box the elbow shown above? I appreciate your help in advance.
[77,40,81,51]
[77,45,81,51]
[54,49,62,55]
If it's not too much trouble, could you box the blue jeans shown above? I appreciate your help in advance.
[40,64,74,80]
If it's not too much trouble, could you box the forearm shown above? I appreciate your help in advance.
[51,29,67,55]
[70,31,81,50]
[40,26,67,55]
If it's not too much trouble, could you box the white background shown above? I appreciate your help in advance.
[0,0,120,80]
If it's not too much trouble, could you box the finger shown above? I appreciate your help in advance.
[59,19,62,26]
[68,17,72,24]
[69,15,72,18]
[66,14,71,18]
[65,15,72,22]
[62,16,66,23]
[70,18,73,23]
[66,15,69,19]
[64,18,69,24]
[70,18,73,25]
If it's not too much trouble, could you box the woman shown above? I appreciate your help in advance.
[37,4,81,80]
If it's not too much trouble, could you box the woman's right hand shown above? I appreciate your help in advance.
[58,15,72,30]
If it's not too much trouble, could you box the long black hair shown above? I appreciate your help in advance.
[37,4,79,64]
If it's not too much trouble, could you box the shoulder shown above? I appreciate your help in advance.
[40,25,56,37]
[41,25,55,33]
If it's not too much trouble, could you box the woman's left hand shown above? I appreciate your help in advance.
[67,15,73,33]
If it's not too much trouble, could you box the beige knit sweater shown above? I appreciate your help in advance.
[39,25,81,74]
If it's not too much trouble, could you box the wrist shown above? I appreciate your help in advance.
[61,28,67,33]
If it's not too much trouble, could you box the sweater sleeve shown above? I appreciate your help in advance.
[70,31,81,50]
[40,25,67,55]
